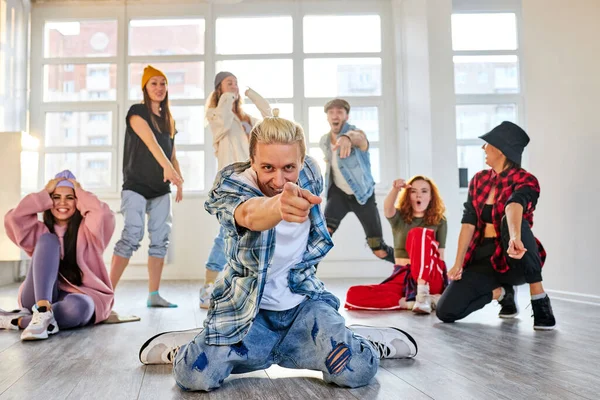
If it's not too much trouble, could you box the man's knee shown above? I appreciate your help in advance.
[325,340,378,388]
[173,351,222,392]
[367,237,393,260]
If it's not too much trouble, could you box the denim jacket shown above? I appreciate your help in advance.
[319,122,375,205]
[203,156,338,345]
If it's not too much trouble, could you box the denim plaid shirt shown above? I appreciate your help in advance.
[203,156,337,345]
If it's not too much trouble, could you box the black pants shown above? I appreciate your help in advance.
[436,216,543,323]
[324,184,394,263]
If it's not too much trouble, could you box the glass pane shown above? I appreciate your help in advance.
[129,19,205,56]
[171,106,204,145]
[370,147,380,183]
[216,17,292,55]
[215,60,293,98]
[457,145,486,183]
[244,103,294,122]
[452,13,517,51]
[45,112,112,147]
[177,151,204,191]
[304,15,381,53]
[304,58,381,97]
[44,21,118,58]
[454,55,519,94]
[308,147,326,179]
[129,62,204,100]
[456,104,517,139]
[44,64,117,102]
[45,152,112,190]
[349,107,379,142]
[308,107,330,144]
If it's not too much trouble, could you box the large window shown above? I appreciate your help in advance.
[128,18,206,191]
[451,10,523,187]
[30,4,391,194]
[37,19,118,191]
[303,15,383,183]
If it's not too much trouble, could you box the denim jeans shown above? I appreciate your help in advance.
[205,226,227,272]
[173,296,379,392]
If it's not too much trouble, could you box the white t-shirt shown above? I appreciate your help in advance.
[233,168,310,311]
[330,143,354,195]
[260,219,310,311]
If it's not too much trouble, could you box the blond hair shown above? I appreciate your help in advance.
[249,109,306,161]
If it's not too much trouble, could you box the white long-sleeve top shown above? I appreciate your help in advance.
[206,88,272,170]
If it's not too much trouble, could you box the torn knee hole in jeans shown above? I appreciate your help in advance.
[367,237,384,250]
[326,342,352,375]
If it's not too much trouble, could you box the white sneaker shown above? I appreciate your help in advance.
[0,308,30,330]
[139,328,203,365]
[412,294,432,314]
[349,324,418,359]
[21,305,59,341]
[199,283,214,309]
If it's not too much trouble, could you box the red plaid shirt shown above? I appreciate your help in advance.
[462,168,546,273]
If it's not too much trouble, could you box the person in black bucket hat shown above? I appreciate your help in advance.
[436,121,556,331]
[479,121,529,165]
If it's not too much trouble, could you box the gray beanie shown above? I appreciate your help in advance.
[214,71,235,89]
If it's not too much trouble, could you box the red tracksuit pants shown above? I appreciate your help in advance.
[345,227,448,310]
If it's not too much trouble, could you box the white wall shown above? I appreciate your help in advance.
[521,0,600,297]
[395,0,460,266]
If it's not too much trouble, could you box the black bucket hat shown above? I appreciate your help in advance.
[479,121,530,165]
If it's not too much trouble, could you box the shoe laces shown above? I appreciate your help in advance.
[167,346,180,364]
[369,339,391,359]
[30,309,47,326]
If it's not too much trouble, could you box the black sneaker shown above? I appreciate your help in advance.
[531,295,556,331]
[498,285,518,319]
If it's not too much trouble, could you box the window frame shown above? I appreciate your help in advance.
[452,0,525,190]
[29,0,397,196]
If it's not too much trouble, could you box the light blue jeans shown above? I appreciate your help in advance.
[113,190,172,259]
[205,226,227,272]
[173,295,379,392]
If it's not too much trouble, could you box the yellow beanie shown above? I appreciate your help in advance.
[141,65,168,90]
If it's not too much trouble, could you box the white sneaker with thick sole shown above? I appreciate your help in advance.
[139,328,203,365]
[0,308,30,330]
[199,283,215,310]
[349,324,418,359]
[20,305,59,341]
[412,294,432,314]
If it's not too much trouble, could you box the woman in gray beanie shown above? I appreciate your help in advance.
[199,71,272,308]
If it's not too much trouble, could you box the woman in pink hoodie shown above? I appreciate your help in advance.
[1,170,115,341]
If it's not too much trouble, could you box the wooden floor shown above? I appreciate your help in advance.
[0,279,598,400]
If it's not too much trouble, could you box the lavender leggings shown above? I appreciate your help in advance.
[19,233,95,329]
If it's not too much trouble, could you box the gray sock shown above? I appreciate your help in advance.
[531,292,547,301]
[147,291,178,308]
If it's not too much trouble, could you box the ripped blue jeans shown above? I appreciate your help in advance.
[172,297,379,392]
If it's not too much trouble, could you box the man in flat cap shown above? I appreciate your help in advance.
[319,99,394,264]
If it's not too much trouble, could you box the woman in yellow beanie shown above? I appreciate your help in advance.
[110,65,183,308]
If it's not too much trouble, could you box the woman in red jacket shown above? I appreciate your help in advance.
[436,121,556,330]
